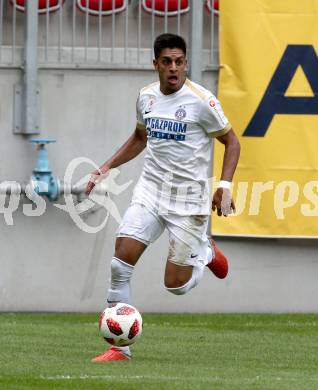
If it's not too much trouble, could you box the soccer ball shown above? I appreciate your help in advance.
[99,303,143,347]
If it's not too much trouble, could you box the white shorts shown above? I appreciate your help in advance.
[116,203,211,267]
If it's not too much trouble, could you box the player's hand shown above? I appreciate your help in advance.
[85,166,110,195]
[212,187,235,217]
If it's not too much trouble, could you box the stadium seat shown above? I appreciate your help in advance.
[142,0,189,17]
[10,0,65,14]
[76,0,128,16]
[206,0,219,15]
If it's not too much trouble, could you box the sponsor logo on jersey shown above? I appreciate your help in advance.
[145,117,187,141]
[148,131,185,141]
[145,118,187,133]
[209,100,216,108]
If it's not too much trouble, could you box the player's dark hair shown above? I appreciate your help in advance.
[154,33,187,59]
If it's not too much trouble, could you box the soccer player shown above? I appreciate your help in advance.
[86,33,240,362]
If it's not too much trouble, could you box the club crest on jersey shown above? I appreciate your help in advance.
[175,107,187,120]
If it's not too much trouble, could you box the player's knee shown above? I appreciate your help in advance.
[114,237,144,265]
[115,240,130,261]
[114,241,135,264]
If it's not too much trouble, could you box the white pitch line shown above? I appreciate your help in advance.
[40,374,318,382]
[40,374,219,382]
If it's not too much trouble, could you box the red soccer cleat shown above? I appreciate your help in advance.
[206,238,229,279]
[91,347,131,363]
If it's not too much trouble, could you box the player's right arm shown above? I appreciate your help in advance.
[198,93,240,216]
[85,124,147,195]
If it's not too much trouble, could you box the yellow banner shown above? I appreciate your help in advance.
[213,0,318,237]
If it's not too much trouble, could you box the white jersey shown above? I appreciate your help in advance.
[134,78,231,215]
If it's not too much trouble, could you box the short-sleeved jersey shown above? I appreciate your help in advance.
[134,78,231,215]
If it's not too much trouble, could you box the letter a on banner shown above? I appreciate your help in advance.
[244,45,318,137]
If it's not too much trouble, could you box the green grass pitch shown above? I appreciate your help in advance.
[1,313,318,390]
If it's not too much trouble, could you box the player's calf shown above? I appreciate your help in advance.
[164,260,205,295]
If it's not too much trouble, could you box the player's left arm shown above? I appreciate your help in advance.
[212,128,241,217]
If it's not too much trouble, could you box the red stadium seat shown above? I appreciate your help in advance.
[142,0,189,17]
[10,0,65,14]
[206,0,219,15]
[77,0,128,16]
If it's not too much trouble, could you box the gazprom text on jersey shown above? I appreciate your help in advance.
[145,118,187,133]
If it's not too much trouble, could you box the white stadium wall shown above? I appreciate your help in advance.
[1,68,318,313]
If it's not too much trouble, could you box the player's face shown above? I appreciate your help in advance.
[153,48,187,95]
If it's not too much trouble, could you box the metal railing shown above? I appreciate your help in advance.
[0,0,219,70]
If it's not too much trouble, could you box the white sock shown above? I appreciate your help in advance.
[206,245,213,265]
[107,257,134,305]
[113,345,131,356]
[107,257,134,355]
